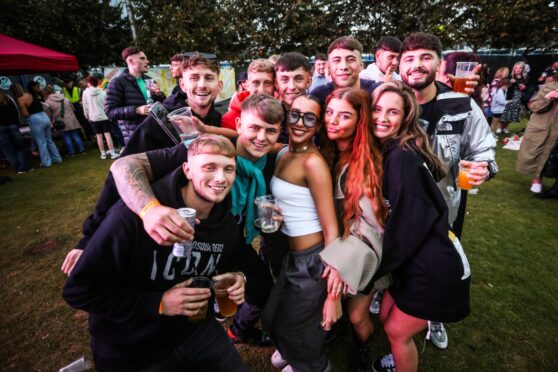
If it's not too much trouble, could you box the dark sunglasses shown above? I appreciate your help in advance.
[286,110,319,128]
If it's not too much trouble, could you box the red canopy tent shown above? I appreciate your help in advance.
[0,34,79,75]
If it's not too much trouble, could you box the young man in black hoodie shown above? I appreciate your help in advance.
[63,134,250,371]
[109,94,286,346]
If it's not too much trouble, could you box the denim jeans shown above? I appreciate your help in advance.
[61,129,85,155]
[27,112,62,166]
[0,124,30,172]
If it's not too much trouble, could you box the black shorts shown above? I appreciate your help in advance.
[92,120,111,134]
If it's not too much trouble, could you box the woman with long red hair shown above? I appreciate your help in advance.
[318,87,387,371]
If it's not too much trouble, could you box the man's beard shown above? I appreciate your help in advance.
[403,68,436,91]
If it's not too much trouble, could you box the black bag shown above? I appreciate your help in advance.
[53,100,65,130]
[542,140,558,178]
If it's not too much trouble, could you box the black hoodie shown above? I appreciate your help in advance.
[63,166,253,368]
[373,139,470,323]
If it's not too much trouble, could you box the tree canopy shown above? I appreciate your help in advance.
[2,0,556,68]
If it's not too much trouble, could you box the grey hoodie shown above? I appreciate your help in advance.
[82,87,109,122]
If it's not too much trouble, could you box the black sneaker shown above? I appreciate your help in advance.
[227,326,273,347]
[348,339,373,372]
[372,354,396,372]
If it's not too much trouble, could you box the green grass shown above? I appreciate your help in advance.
[1,122,557,371]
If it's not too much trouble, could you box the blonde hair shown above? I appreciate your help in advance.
[188,134,236,158]
[494,67,509,80]
[248,59,275,75]
[512,61,527,79]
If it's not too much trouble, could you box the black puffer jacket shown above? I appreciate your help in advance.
[105,69,164,144]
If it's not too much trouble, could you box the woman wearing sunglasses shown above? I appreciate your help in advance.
[262,94,340,372]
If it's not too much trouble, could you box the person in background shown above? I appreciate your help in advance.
[0,92,32,173]
[517,67,558,195]
[500,61,528,133]
[105,46,165,144]
[309,53,328,91]
[12,82,62,167]
[169,54,185,95]
[480,65,493,125]
[64,78,94,140]
[490,78,511,134]
[82,76,120,160]
[360,36,402,83]
[222,59,276,131]
[44,85,86,156]
[229,71,248,108]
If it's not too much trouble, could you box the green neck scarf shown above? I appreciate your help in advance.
[231,155,267,244]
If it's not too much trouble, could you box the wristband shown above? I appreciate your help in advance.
[158,300,164,315]
[139,200,160,220]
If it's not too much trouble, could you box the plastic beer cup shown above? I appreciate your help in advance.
[454,62,478,94]
[458,163,475,190]
[213,273,239,318]
[188,276,212,322]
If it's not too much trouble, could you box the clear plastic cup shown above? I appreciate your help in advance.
[213,273,238,318]
[454,62,478,93]
[255,195,279,233]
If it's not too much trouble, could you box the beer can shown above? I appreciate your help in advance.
[172,208,196,257]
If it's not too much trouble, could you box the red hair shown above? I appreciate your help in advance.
[322,88,386,237]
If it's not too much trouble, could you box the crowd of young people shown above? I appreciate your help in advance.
[62,32,498,372]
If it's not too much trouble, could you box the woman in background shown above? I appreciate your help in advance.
[44,85,85,156]
[0,92,31,173]
[11,82,62,167]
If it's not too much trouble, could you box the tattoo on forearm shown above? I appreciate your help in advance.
[112,155,157,215]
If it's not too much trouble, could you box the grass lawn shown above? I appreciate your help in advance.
[1,121,557,371]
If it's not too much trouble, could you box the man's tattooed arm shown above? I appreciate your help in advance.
[111,153,157,215]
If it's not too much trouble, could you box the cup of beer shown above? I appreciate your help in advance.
[454,62,478,94]
[213,273,239,318]
[458,163,475,190]
[188,276,212,322]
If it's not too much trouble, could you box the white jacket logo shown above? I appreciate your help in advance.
[150,242,224,280]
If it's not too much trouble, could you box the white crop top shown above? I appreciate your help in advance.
[270,176,322,237]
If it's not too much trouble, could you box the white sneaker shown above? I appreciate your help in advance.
[271,350,288,369]
[110,151,120,159]
[281,366,294,372]
[530,183,542,193]
[372,353,396,372]
[427,321,448,349]
[100,152,107,160]
[496,128,502,134]
[503,128,510,134]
